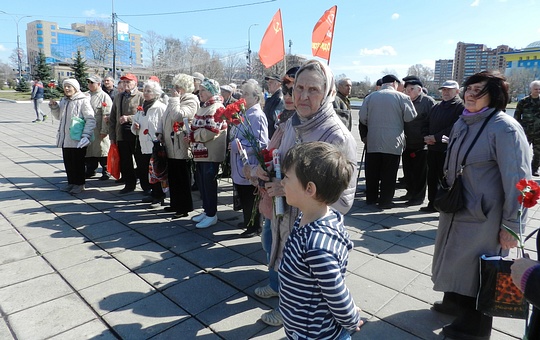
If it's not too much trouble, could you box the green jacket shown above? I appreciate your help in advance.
[514,95,540,139]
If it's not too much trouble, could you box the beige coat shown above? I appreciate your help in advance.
[86,89,112,157]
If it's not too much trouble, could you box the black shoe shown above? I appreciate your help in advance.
[172,212,189,219]
[240,228,261,238]
[141,196,154,203]
[420,205,437,213]
[119,186,135,194]
[115,178,125,184]
[431,300,460,316]
[142,189,152,196]
[150,199,164,209]
[406,199,424,206]
[85,172,96,179]
[534,171,539,177]
[164,207,176,213]
[99,173,110,181]
[237,222,245,229]
[365,200,377,205]
[191,183,198,191]
[442,321,491,340]
[398,193,412,200]
[378,202,395,210]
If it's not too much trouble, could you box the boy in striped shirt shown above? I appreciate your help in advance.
[279,142,363,339]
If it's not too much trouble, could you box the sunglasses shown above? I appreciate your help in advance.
[282,86,293,96]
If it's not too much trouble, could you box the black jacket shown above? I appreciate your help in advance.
[263,89,284,139]
[422,96,464,152]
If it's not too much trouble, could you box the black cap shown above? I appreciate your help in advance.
[376,78,383,87]
[382,74,400,84]
[264,74,282,82]
[404,79,423,87]
[285,67,300,79]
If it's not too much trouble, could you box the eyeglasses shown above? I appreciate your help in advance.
[282,86,293,96]
[87,81,94,84]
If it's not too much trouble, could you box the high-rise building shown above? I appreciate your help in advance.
[453,42,514,84]
[502,41,540,77]
[434,59,454,87]
[26,19,143,78]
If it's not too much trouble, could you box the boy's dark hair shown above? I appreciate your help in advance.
[282,141,353,205]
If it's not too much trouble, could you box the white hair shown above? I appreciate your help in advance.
[172,73,194,93]
[143,81,163,98]
[241,82,262,102]
[530,80,540,89]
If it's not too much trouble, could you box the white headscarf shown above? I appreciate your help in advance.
[294,59,336,111]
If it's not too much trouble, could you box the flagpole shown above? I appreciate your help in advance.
[326,6,337,66]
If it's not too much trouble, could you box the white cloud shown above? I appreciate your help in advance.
[471,0,480,6]
[391,13,400,20]
[0,45,6,52]
[360,46,397,56]
[191,35,207,45]
[445,39,456,45]
[83,9,109,18]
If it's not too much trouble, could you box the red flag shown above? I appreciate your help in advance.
[312,5,337,63]
[259,9,285,68]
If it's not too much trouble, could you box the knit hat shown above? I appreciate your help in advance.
[63,78,80,92]
[200,78,220,95]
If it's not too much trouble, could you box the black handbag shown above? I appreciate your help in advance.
[434,110,497,213]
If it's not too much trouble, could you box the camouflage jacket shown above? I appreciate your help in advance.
[514,95,540,138]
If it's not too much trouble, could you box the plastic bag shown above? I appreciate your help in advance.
[107,143,121,180]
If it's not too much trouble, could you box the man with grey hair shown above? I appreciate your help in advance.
[102,76,118,101]
[515,80,540,176]
[333,78,352,130]
[421,80,464,212]
[359,74,417,209]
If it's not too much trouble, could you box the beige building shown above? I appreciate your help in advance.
[453,42,513,84]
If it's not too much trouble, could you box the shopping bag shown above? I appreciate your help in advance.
[70,116,85,141]
[476,255,529,319]
[148,141,167,184]
[107,143,121,180]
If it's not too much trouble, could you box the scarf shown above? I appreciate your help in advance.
[143,98,157,115]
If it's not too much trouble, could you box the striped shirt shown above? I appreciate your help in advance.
[279,210,360,339]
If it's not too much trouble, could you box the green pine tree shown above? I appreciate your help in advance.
[34,50,52,83]
[72,50,88,92]
[15,77,30,92]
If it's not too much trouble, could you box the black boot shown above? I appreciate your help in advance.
[442,295,492,340]
[432,292,461,316]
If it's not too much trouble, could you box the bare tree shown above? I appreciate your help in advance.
[144,30,164,72]
[506,67,539,101]
[222,52,244,83]
[85,21,113,66]
[381,68,399,78]
[407,64,436,94]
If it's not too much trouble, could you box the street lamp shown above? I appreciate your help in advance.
[247,23,258,79]
[0,11,31,80]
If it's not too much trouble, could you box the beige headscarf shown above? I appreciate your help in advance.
[294,59,337,111]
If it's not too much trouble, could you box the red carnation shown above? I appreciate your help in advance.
[516,178,540,208]
[143,129,149,135]
[137,106,143,111]
[102,102,107,107]
[410,152,416,158]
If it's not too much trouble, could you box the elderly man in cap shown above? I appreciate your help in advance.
[515,80,540,176]
[401,76,436,206]
[220,84,237,106]
[420,80,464,212]
[359,74,417,209]
[263,74,284,138]
[333,77,353,130]
[85,74,113,180]
[109,73,145,194]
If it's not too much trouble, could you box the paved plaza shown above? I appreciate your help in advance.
[0,101,536,339]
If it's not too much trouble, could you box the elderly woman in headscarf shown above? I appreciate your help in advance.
[49,78,96,194]
[254,60,359,329]
[156,73,200,219]
[131,81,167,207]
[188,78,227,229]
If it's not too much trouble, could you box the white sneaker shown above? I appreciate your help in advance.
[69,185,85,194]
[254,285,279,299]
[192,212,207,222]
[260,309,283,327]
[195,215,217,229]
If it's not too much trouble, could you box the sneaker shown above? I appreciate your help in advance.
[32,119,41,123]
[42,115,48,121]
[61,184,74,192]
[192,212,207,222]
[260,309,283,327]
[69,185,85,194]
[254,285,279,299]
[195,215,217,229]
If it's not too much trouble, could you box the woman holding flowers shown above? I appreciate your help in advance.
[131,81,167,207]
[431,71,531,340]
[189,78,227,229]
[230,82,268,238]
[254,60,358,328]
[156,74,200,219]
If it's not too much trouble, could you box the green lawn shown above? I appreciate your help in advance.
[0,91,31,101]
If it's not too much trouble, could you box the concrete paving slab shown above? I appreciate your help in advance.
[29,227,87,254]
[345,274,399,316]
[76,219,132,240]
[208,256,268,290]
[78,273,155,316]
[111,243,175,271]
[0,229,24,246]
[0,317,14,340]
[0,256,54,289]
[162,273,239,316]
[0,273,72,315]
[135,223,187,241]
[58,256,130,290]
[94,230,152,254]
[102,292,188,339]
[396,232,436,255]
[148,317,219,339]
[355,257,421,291]
[135,256,203,290]
[43,242,111,270]
[157,230,213,255]
[377,245,433,272]
[182,242,244,270]
[7,294,97,339]
[48,319,116,340]
[0,240,37,265]
[351,316,422,340]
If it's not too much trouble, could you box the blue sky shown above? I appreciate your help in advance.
[0,0,538,82]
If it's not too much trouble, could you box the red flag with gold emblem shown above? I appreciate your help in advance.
[312,5,337,63]
[259,9,285,68]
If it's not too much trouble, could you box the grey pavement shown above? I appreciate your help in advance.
[0,101,537,339]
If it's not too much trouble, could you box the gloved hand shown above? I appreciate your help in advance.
[77,136,90,148]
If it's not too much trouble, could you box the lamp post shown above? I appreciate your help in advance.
[0,11,31,80]
[247,23,258,79]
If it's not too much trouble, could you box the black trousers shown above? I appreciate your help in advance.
[402,148,427,201]
[134,152,163,198]
[235,183,260,231]
[85,157,108,175]
[426,150,446,205]
[62,147,87,185]
[168,159,193,214]
[117,140,137,187]
[365,152,400,205]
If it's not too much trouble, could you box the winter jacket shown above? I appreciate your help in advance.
[432,108,531,297]
[50,92,96,148]
[404,92,436,150]
[131,100,167,155]
[31,81,44,100]
[190,101,227,163]
[109,90,144,142]
[157,94,199,160]
[421,95,464,152]
[86,89,112,158]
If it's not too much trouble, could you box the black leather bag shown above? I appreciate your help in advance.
[434,176,464,213]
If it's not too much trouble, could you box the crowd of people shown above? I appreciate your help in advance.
[44,61,540,339]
